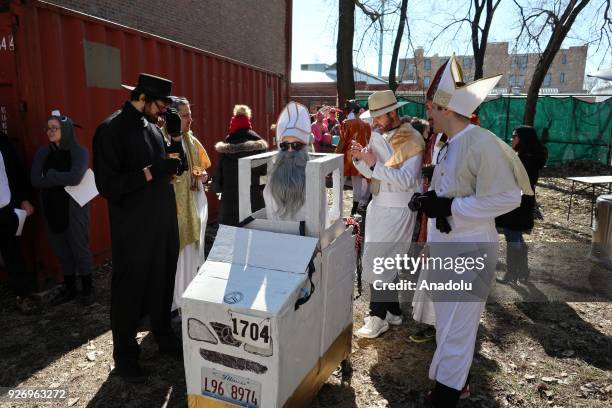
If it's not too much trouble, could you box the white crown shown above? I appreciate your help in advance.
[276,101,311,144]
[433,54,502,117]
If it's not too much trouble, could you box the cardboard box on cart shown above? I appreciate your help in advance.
[182,152,356,407]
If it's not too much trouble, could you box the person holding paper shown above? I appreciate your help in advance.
[0,131,38,311]
[30,112,94,306]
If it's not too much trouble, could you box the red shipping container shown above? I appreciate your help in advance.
[0,1,283,288]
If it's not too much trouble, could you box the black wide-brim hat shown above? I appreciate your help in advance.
[121,73,172,102]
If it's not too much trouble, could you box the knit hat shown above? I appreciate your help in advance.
[228,104,253,134]
[275,101,311,144]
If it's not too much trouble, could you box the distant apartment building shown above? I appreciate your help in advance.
[398,42,588,93]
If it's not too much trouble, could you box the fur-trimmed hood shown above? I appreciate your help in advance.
[215,138,268,154]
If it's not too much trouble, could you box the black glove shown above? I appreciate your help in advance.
[150,158,180,179]
[418,193,454,218]
[422,165,435,180]
[436,216,452,234]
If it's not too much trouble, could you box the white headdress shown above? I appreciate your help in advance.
[433,54,502,117]
[275,101,311,144]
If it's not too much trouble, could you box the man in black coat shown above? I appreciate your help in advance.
[0,132,36,304]
[93,74,184,383]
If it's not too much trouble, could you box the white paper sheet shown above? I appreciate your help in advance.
[14,208,26,236]
[64,168,99,207]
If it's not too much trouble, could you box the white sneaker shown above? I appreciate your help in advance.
[356,316,389,338]
[385,311,403,326]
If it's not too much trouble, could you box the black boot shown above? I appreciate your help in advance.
[497,243,521,284]
[350,201,359,216]
[516,243,529,283]
[80,275,94,306]
[430,381,461,407]
[52,275,77,305]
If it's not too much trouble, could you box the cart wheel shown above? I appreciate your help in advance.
[340,359,353,384]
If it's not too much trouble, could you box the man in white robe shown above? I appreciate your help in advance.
[351,90,424,338]
[414,55,532,407]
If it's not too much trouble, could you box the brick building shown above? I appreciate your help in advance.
[44,0,291,78]
[399,42,588,93]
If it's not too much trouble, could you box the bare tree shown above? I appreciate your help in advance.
[337,0,356,108]
[428,0,501,80]
[353,0,410,90]
[389,0,409,92]
[472,0,502,79]
[514,0,611,125]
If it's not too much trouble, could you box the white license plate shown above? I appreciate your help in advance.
[201,367,261,407]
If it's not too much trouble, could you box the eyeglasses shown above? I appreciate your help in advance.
[153,99,169,112]
[45,127,60,133]
[279,141,306,151]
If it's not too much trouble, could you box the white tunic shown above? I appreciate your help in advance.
[426,124,521,390]
[354,129,422,283]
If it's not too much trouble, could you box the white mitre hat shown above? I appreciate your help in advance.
[433,54,502,117]
[275,101,312,144]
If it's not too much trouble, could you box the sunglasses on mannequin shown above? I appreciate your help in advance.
[279,141,306,151]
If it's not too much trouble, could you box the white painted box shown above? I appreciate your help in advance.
[183,153,355,408]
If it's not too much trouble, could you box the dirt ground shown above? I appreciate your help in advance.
[1,161,611,408]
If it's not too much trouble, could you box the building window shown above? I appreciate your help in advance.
[509,75,525,87]
[562,54,567,64]
[424,59,431,71]
[543,73,552,87]
[407,63,416,80]
[463,57,473,69]
[512,55,528,70]
[560,72,565,83]
[423,76,431,87]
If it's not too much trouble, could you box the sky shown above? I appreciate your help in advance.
[292,0,611,82]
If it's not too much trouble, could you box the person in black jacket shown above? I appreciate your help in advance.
[0,131,37,309]
[212,105,268,225]
[93,74,185,383]
[496,125,547,284]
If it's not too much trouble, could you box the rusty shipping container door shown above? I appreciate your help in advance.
[0,1,283,286]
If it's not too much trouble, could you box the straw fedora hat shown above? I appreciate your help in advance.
[360,90,407,119]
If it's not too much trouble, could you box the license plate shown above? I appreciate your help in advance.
[201,367,260,408]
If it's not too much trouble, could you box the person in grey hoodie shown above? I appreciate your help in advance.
[31,113,94,305]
